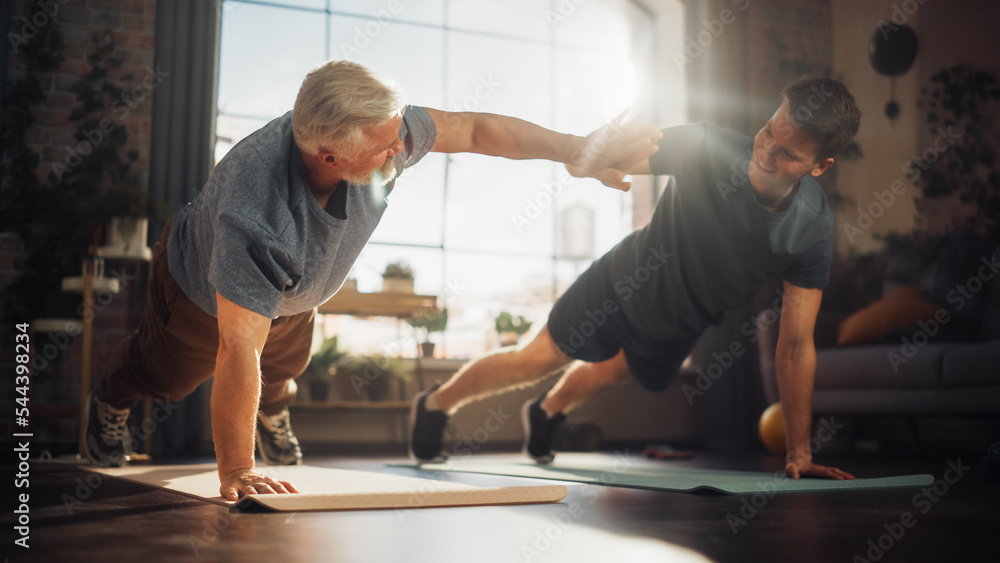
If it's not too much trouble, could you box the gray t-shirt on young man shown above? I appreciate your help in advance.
[168,106,436,318]
[607,123,834,339]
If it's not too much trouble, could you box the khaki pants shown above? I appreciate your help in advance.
[99,220,314,416]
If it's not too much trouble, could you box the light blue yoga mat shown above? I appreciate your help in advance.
[398,453,935,495]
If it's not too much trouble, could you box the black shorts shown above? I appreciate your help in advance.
[547,257,702,392]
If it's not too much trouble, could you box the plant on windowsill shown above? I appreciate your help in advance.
[300,336,346,403]
[407,307,448,358]
[381,261,414,293]
[496,311,532,347]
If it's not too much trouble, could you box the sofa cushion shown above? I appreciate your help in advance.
[815,344,950,389]
[942,340,1000,387]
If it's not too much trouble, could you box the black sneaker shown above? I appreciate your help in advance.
[408,385,449,463]
[84,392,132,468]
[522,394,566,464]
[256,408,303,466]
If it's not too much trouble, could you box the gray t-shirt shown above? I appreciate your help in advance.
[168,106,436,318]
[608,123,834,339]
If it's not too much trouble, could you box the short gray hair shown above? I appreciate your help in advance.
[292,60,405,156]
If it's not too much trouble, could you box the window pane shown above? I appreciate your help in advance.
[448,0,551,43]
[442,251,555,359]
[215,114,267,163]
[329,18,445,108]
[218,4,326,118]
[329,0,444,26]
[445,156,556,256]
[236,0,327,10]
[370,153,446,246]
[448,31,550,125]
[553,0,637,55]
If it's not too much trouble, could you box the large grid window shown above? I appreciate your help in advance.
[216,0,676,359]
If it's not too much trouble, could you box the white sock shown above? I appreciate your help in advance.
[424,392,441,412]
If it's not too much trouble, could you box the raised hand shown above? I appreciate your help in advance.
[566,116,663,191]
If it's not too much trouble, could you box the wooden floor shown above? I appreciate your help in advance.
[6,445,999,563]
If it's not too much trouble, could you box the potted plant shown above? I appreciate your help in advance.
[381,261,414,293]
[496,311,532,346]
[340,355,413,401]
[300,336,345,403]
[408,308,448,358]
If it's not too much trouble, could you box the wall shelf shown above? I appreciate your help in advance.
[317,289,437,318]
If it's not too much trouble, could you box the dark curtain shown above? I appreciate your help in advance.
[147,0,222,457]
[150,0,221,218]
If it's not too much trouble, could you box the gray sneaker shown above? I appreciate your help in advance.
[84,392,132,468]
[256,408,303,465]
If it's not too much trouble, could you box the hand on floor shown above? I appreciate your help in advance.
[785,461,856,480]
[220,467,300,500]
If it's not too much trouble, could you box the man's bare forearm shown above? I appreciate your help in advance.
[468,113,585,164]
[774,351,817,462]
[212,341,262,481]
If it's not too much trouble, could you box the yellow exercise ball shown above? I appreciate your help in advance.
[758,403,787,454]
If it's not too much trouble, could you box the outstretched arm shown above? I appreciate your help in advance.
[776,281,855,480]
[425,108,661,191]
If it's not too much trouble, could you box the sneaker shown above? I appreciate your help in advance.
[408,385,449,463]
[522,394,566,464]
[256,408,303,466]
[85,392,132,468]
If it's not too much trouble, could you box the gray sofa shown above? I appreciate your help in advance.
[758,240,1000,416]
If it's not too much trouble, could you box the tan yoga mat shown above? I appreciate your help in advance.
[88,463,567,511]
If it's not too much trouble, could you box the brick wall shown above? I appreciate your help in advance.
[3,0,158,452]
[6,0,157,183]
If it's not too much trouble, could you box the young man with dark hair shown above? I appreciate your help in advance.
[410,78,862,481]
